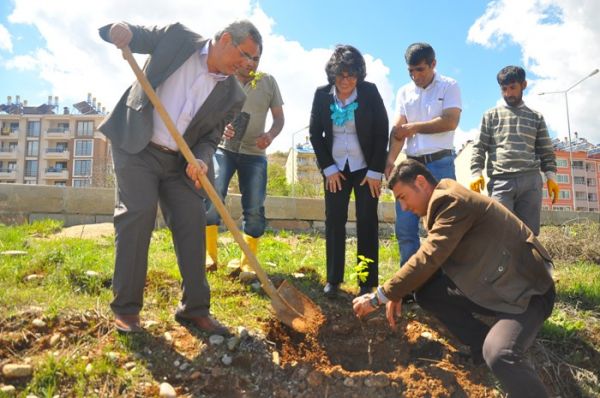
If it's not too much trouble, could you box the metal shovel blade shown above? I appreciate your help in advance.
[274,280,324,333]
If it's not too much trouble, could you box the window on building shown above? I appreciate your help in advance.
[556,158,568,168]
[587,178,596,187]
[57,122,69,132]
[8,162,16,171]
[77,121,94,137]
[24,180,37,185]
[574,176,586,185]
[576,192,588,201]
[586,163,596,172]
[576,206,588,211]
[55,161,67,170]
[75,140,93,156]
[54,181,67,187]
[559,190,571,199]
[25,160,38,177]
[542,206,550,210]
[26,141,39,157]
[8,142,17,151]
[73,179,91,188]
[26,121,40,137]
[572,160,584,170]
[10,122,19,132]
[74,159,92,176]
[588,193,598,202]
[556,174,569,183]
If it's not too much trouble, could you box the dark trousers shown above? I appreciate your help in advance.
[415,271,555,398]
[324,166,379,288]
[111,145,211,318]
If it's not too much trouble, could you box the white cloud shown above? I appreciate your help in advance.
[4,0,395,154]
[0,23,12,52]
[468,0,600,144]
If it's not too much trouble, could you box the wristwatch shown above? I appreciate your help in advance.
[369,293,380,308]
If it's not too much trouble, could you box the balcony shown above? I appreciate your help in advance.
[43,167,69,179]
[44,147,70,159]
[0,168,17,179]
[44,127,71,139]
[0,128,19,138]
[0,147,18,159]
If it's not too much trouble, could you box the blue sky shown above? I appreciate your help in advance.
[1,0,599,153]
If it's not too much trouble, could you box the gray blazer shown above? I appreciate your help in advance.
[98,22,246,172]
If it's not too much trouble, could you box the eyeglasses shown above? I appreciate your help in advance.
[234,44,260,62]
[337,74,357,82]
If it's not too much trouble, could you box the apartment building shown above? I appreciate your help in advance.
[0,95,112,188]
[285,137,321,185]
[541,137,600,212]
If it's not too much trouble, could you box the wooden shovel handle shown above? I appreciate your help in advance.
[120,47,281,300]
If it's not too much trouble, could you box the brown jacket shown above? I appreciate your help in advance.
[382,179,554,314]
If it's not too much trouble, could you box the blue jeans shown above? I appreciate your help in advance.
[395,154,456,265]
[206,148,267,237]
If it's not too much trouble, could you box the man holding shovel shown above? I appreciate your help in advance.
[98,20,262,334]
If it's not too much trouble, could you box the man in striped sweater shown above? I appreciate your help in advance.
[470,66,559,235]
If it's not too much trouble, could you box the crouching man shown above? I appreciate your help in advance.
[353,159,555,398]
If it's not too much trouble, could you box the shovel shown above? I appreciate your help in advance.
[120,47,322,333]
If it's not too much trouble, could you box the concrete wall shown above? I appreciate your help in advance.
[0,184,598,235]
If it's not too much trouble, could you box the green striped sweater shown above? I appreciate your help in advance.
[471,103,556,179]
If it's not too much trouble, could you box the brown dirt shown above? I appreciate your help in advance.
[1,297,503,397]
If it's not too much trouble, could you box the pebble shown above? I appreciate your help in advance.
[364,374,390,388]
[237,326,249,339]
[124,362,136,370]
[49,333,61,347]
[25,274,43,282]
[173,360,180,367]
[0,385,16,395]
[107,352,119,361]
[250,282,261,292]
[209,335,225,346]
[292,272,305,279]
[343,377,356,387]
[159,382,176,398]
[189,371,202,380]
[32,318,46,328]
[239,271,257,283]
[2,364,33,378]
[179,363,188,371]
[164,332,173,343]
[272,351,280,366]
[144,320,160,330]
[221,354,233,366]
[227,336,240,351]
[84,270,99,277]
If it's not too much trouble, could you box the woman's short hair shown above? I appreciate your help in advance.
[325,44,367,85]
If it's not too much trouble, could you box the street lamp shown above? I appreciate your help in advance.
[539,68,599,210]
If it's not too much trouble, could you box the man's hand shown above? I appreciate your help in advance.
[255,132,274,150]
[352,293,377,319]
[361,176,381,198]
[326,171,346,193]
[222,123,235,140]
[109,22,132,49]
[385,300,403,331]
[470,176,485,193]
[185,159,208,190]
[547,179,559,204]
[394,123,417,140]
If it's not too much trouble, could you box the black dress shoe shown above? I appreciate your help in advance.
[323,283,339,298]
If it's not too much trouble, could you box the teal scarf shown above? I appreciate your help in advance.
[330,101,358,126]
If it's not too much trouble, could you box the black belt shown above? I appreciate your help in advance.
[148,141,178,155]
[408,149,453,164]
